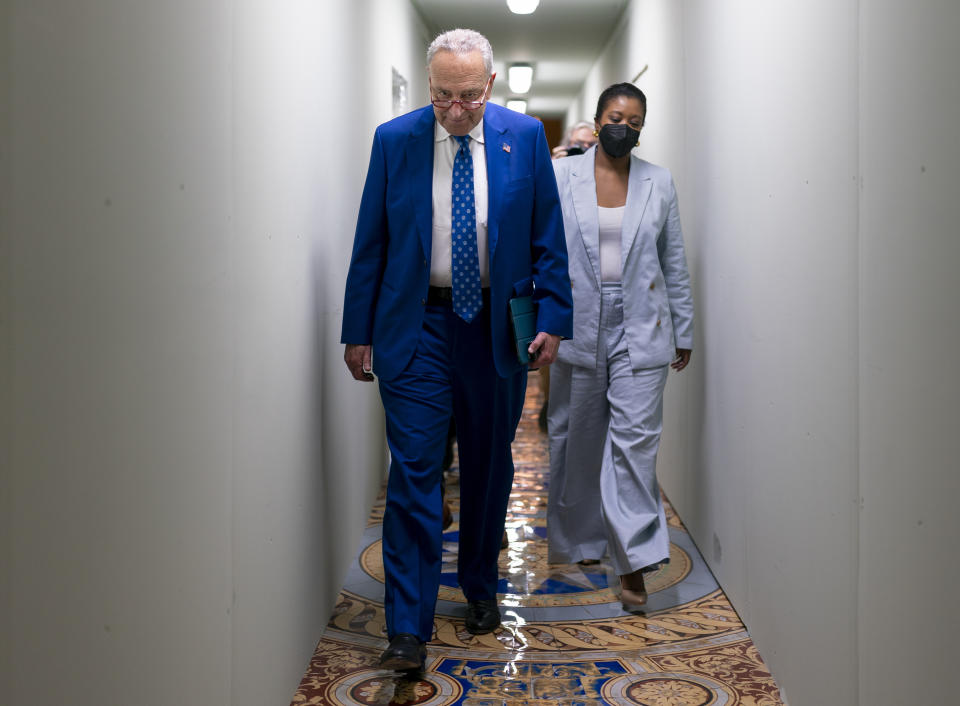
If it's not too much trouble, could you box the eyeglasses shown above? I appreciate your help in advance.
[430,77,492,111]
[431,95,487,111]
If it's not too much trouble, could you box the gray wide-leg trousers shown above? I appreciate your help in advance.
[547,283,670,576]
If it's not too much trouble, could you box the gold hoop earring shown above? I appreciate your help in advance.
[593,130,599,137]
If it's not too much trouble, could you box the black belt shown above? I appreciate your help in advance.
[427,285,490,306]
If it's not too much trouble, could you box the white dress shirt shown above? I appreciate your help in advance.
[430,120,490,287]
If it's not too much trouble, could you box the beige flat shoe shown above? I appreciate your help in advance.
[619,569,648,610]
[620,587,648,610]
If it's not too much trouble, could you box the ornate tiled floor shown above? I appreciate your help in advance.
[293,374,783,705]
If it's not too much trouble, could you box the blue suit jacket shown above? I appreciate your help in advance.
[341,103,573,381]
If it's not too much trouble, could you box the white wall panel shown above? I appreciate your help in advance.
[0,2,428,705]
[229,3,355,704]
[2,3,234,703]
[858,2,960,703]
[682,5,860,703]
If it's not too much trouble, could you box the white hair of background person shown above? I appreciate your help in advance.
[564,121,595,144]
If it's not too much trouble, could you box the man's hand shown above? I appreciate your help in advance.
[528,332,561,369]
[671,348,692,372]
[344,344,375,381]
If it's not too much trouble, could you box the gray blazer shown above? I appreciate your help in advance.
[553,147,694,369]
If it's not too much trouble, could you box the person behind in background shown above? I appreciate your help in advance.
[546,82,693,611]
[341,28,572,674]
[551,120,598,159]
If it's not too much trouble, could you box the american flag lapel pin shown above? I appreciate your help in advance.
[502,143,511,153]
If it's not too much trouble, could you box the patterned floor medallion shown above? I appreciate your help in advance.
[603,673,732,705]
[293,375,783,705]
[327,669,463,706]
[359,532,692,607]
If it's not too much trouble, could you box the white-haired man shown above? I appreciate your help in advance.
[551,120,598,159]
[342,28,572,673]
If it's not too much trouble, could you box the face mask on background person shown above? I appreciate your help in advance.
[598,123,640,159]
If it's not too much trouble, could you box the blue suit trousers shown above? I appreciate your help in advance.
[378,301,526,641]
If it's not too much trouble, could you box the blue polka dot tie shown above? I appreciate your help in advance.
[451,135,482,322]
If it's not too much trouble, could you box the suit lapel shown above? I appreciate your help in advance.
[484,105,510,259]
[621,156,653,263]
[571,149,602,287]
[406,107,436,260]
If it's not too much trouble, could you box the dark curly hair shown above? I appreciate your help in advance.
[594,83,647,125]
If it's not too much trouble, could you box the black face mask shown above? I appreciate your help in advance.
[598,123,640,159]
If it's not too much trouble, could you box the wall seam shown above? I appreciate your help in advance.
[853,0,863,703]
[227,1,237,705]
[0,1,15,692]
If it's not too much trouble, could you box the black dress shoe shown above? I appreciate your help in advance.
[465,599,500,635]
[379,633,426,673]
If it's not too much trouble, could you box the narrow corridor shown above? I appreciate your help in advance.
[292,375,783,705]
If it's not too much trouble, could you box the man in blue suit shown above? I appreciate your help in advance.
[341,28,572,673]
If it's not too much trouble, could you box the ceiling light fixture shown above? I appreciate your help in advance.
[506,0,540,15]
[508,65,534,94]
[506,99,528,114]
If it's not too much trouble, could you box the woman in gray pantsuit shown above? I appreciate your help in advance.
[547,83,694,611]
